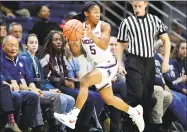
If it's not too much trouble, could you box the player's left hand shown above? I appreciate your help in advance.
[84,24,94,38]
[162,60,169,73]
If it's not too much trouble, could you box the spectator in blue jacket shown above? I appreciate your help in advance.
[1,35,61,131]
[0,74,22,132]
[154,40,187,130]
[0,35,39,131]
[170,41,187,95]
[152,40,173,132]
[22,33,75,132]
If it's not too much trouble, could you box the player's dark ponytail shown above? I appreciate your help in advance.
[72,1,98,22]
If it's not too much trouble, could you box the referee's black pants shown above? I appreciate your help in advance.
[124,54,155,130]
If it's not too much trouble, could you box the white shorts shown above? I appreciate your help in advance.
[93,57,119,91]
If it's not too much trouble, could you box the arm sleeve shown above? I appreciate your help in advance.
[0,61,14,82]
[22,58,34,85]
[117,19,129,43]
[155,16,167,36]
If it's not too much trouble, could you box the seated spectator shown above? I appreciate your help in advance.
[64,42,80,80]
[8,22,26,54]
[169,19,186,47]
[30,5,61,47]
[152,41,173,132]
[0,22,7,45]
[0,75,22,132]
[154,40,187,130]
[38,30,104,132]
[1,35,62,131]
[0,35,39,131]
[109,36,126,83]
[0,2,30,18]
[170,41,187,95]
[22,33,75,131]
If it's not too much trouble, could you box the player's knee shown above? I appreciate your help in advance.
[80,78,89,88]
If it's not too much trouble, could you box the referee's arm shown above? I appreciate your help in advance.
[116,20,128,74]
[157,17,171,73]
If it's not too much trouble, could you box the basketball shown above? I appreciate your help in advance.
[63,19,83,41]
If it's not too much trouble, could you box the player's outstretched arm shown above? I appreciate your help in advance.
[85,22,111,50]
[68,40,83,57]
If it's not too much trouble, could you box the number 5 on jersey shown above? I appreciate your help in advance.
[89,45,96,55]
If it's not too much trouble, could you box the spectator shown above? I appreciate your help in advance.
[8,22,26,54]
[152,41,173,132]
[170,41,187,77]
[39,30,104,132]
[169,19,186,47]
[1,35,62,131]
[0,22,7,44]
[64,42,80,80]
[0,2,30,18]
[22,33,75,132]
[109,36,126,84]
[154,40,187,130]
[30,5,61,47]
[0,74,22,132]
[166,41,187,95]
[0,35,39,131]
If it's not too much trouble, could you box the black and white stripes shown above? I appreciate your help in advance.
[117,13,166,58]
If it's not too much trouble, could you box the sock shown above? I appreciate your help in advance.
[127,106,135,115]
[73,107,80,117]
[8,113,15,124]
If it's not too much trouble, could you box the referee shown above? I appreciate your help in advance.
[117,1,171,131]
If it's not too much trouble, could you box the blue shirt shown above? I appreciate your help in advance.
[154,53,186,92]
[22,51,55,90]
[66,57,80,78]
[0,52,34,85]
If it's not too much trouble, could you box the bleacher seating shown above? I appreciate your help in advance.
[6,1,84,42]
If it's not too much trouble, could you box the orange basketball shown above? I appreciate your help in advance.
[63,19,83,41]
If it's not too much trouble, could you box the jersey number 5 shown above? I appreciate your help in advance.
[89,45,96,55]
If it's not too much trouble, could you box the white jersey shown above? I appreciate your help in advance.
[81,20,114,67]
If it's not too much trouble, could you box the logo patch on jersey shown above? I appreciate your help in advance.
[82,39,93,44]
[107,69,111,77]
[94,31,99,35]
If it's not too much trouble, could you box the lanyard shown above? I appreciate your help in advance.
[67,58,76,78]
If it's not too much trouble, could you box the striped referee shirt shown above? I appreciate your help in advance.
[117,13,167,58]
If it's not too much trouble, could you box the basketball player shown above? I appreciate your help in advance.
[54,2,145,132]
